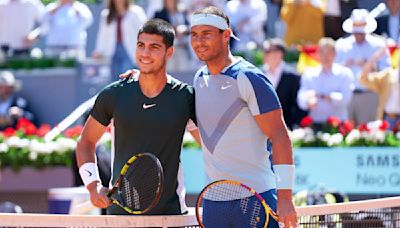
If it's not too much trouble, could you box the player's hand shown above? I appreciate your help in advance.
[87,181,111,208]
[277,191,298,228]
[119,69,139,79]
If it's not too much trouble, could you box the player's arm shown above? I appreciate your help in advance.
[190,129,201,146]
[76,116,110,208]
[254,109,297,228]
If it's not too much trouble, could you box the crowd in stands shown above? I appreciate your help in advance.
[0,0,399,131]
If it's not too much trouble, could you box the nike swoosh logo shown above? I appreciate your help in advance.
[221,85,232,90]
[143,103,156,109]
[86,170,92,177]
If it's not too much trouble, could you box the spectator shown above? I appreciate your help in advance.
[262,38,307,129]
[375,0,400,42]
[184,0,225,14]
[27,0,93,60]
[154,0,192,71]
[297,38,354,125]
[280,0,324,47]
[359,47,400,130]
[323,0,342,40]
[0,0,44,57]
[224,0,267,52]
[0,71,35,130]
[324,0,359,40]
[92,0,147,78]
[336,9,392,126]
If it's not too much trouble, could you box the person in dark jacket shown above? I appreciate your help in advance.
[261,38,307,129]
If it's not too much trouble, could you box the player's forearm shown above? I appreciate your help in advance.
[277,189,293,200]
[76,139,97,167]
[271,129,294,165]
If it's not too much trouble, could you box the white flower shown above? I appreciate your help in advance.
[328,133,343,147]
[317,132,331,143]
[396,131,400,140]
[367,120,382,130]
[6,136,30,148]
[183,132,195,143]
[0,143,9,153]
[345,129,360,145]
[290,128,306,142]
[370,130,385,144]
[303,128,316,143]
[29,151,38,160]
[29,139,53,154]
[55,137,77,152]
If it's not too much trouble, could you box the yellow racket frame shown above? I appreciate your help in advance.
[107,153,163,215]
[196,180,278,228]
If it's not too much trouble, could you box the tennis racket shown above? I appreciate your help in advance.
[77,152,164,215]
[196,180,278,228]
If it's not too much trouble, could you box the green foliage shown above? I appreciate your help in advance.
[40,0,102,5]
[0,57,76,70]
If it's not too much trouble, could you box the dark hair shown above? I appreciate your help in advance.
[137,19,175,48]
[193,6,230,27]
[263,38,287,54]
[106,0,129,24]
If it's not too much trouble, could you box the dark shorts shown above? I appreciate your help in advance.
[202,189,279,228]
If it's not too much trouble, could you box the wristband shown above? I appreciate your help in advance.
[79,162,101,187]
[273,164,295,190]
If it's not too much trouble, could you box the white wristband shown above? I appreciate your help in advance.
[273,164,295,190]
[79,162,101,187]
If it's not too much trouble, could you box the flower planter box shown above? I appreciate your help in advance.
[0,167,74,213]
[0,167,73,191]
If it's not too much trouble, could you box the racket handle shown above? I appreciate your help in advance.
[73,201,96,215]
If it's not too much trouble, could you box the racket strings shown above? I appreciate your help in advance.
[121,155,161,211]
[249,200,262,227]
[198,181,276,228]
[204,182,252,201]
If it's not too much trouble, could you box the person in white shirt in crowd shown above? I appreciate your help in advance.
[27,0,93,60]
[153,0,192,71]
[183,0,225,14]
[375,0,400,42]
[359,47,400,130]
[224,0,267,52]
[335,9,391,126]
[0,0,44,56]
[92,0,146,78]
[298,37,354,126]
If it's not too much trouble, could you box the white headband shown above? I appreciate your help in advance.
[190,13,240,40]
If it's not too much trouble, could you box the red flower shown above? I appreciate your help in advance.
[23,123,37,136]
[379,120,390,131]
[64,125,83,138]
[339,120,354,136]
[300,116,313,128]
[16,118,33,130]
[36,124,51,137]
[327,116,341,128]
[358,123,370,132]
[3,127,15,137]
[14,118,37,135]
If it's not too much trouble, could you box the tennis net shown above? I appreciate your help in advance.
[1,197,400,227]
[296,196,400,227]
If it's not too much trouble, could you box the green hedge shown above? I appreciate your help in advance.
[0,57,76,70]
